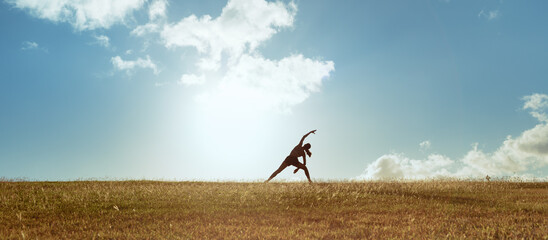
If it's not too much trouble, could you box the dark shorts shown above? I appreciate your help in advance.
[283,155,300,166]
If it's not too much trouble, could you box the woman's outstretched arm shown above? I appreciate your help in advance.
[298,130,317,146]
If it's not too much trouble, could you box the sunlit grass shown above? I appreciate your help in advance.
[1,180,547,239]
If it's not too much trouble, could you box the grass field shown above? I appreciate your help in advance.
[1,180,547,239]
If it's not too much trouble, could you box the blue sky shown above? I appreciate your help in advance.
[1,0,547,181]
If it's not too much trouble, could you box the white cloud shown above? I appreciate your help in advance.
[161,0,297,66]
[419,140,431,151]
[155,0,333,113]
[523,93,548,110]
[21,40,48,52]
[130,0,167,36]
[111,55,159,75]
[478,9,500,21]
[179,74,205,86]
[523,93,548,122]
[21,41,38,50]
[93,34,110,48]
[458,121,548,176]
[148,0,167,21]
[202,54,334,112]
[7,0,147,31]
[131,22,160,36]
[196,57,220,71]
[359,154,453,180]
[357,93,548,180]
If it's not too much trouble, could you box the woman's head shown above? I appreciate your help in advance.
[304,143,312,157]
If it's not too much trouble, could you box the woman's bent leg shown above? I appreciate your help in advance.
[294,162,312,183]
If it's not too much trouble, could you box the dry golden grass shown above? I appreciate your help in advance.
[1,180,547,239]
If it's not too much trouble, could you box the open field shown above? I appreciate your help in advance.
[1,180,547,239]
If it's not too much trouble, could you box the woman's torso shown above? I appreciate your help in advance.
[289,145,304,158]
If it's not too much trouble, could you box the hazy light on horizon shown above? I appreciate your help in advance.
[1,0,548,181]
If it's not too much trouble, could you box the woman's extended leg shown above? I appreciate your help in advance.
[294,162,312,183]
[265,161,288,182]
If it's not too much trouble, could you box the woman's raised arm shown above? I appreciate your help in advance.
[298,130,317,146]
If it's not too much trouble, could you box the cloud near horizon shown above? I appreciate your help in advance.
[357,93,548,180]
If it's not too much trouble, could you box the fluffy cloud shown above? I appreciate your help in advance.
[198,54,334,112]
[148,0,167,21]
[458,121,548,176]
[111,55,159,75]
[131,23,159,36]
[161,0,297,69]
[15,0,334,113]
[357,93,548,180]
[478,10,500,21]
[93,34,110,48]
[131,0,167,36]
[7,0,147,31]
[523,93,548,122]
[360,154,453,180]
[156,0,333,112]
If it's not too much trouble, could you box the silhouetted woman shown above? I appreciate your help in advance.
[265,130,316,183]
